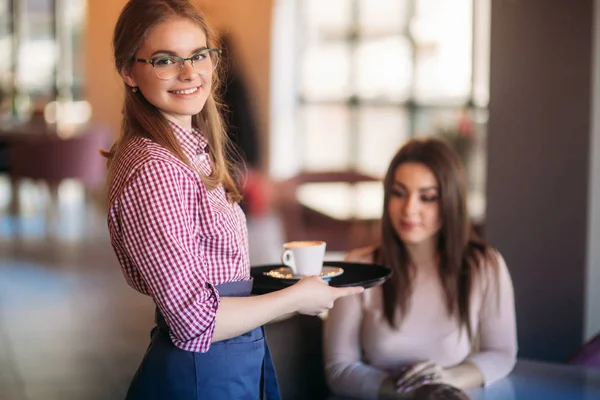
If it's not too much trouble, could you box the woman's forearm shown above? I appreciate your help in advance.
[213,277,363,343]
[212,287,299,342]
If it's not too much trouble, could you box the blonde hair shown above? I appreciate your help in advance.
[103,0,241,202]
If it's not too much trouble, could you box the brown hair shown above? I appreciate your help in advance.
[377,137,498,340]
[103,0,241,202]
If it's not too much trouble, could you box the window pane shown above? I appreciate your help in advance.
[302,105,350,171]
[358,0,409,35]
[357,107,409,177]
[355,36,412,101]
[355,181,384,220]
[300,42,351,101]
[473,0,490,107]
[297,182,384,221]
[304,0,353,36]
[18,0,56,98]
[59,0,87,100]
[0,0,8,19]
[412,0,472,104]
[413,108,462,137]
[297,182,354,220]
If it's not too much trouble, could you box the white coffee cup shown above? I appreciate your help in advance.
[281,241,327,276]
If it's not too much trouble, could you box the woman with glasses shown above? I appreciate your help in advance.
[323,138,517,399]
[104,1,363,399]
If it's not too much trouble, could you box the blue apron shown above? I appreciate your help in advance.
[125,279,281,400]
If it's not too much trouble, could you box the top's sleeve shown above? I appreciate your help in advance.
[118,160,220,352]
[467,252,518,385]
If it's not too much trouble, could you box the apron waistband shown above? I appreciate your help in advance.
[213,278,254,297]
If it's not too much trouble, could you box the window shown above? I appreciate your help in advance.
[0,0,87,123]
[271,0,490,221]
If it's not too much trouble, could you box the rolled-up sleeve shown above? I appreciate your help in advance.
[467,253,518,385]
[119,161,219,352]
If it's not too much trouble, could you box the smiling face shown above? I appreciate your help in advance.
[388,162,442,246]
[121,17,212,129]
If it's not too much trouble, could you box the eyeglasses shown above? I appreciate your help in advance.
[134,48,221,80]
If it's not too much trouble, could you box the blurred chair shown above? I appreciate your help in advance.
[8,126,110,217]
[276,171,381,252]
[9,127,109,186]
[568,331,600,369]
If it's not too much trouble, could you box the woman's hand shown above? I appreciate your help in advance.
[395,362,444,393]
[288,276,364,316]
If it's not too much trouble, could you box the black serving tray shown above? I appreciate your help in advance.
[250,261,392,295]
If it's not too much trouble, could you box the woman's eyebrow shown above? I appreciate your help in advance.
[150,46,208,57]
[393,181,437,191]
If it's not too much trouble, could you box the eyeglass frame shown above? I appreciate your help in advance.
[133,48,222,80]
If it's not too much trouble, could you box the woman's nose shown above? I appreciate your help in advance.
[403,194,420,216]
[178,59,196,80]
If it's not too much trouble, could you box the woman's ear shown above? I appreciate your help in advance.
[120,66,137,89]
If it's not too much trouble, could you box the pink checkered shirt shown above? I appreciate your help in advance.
[107,121,250,352]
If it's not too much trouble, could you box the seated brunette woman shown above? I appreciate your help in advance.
[323,137,517,399]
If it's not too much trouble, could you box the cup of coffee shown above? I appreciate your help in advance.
[281,241,326,276]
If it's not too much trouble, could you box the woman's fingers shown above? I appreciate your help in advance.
[331,285,365,300]
[399,372,443,393]
[396,362,443,393]
[396,362,436,387]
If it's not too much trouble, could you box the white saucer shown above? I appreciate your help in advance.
[263,266,344,281]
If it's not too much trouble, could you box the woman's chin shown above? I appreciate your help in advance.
[397,233,436,247]
[401,238,425,246]
[396,231,423,244]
